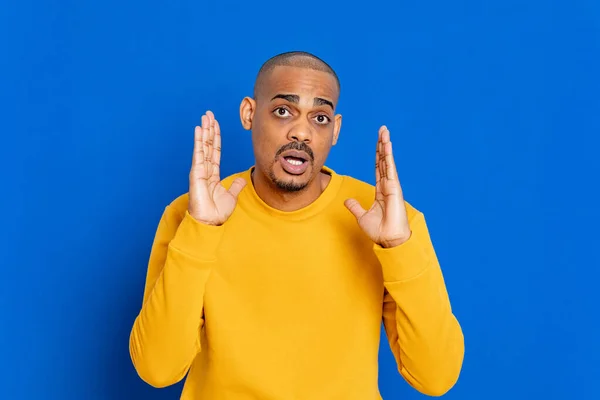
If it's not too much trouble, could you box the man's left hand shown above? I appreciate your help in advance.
[344,126,412,248]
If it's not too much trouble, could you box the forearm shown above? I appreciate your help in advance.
[129,211,223,387]
[383,268,464,396]
[377,212,464,396]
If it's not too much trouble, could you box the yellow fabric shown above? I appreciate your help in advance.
[129,166,464,399]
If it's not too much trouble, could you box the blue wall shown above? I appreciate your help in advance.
[2,1,599,399]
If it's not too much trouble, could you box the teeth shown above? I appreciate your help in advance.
[287,158,303,166]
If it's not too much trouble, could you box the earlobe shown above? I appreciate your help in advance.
[332,114,342,145]
[239,97,256,131]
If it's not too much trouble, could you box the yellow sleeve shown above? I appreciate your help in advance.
[129,205,224,388]
[375,208,465,397]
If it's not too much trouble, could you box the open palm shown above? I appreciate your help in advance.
[344,126,411,248]
[188,111,246,226]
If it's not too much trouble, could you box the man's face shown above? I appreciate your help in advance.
[241,66,342,192]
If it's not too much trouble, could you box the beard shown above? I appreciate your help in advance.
[268,168,309,192]
[267,141,316,192]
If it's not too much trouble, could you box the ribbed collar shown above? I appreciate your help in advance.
[238,165,344,222]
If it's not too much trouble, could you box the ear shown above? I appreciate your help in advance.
[332,114,342,145]
[239,97,256,130]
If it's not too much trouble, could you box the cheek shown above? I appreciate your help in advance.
[252,128,282,163]
[312,140,333,163]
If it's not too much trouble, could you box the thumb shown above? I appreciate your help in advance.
[228,177,247,199]
[344,198,367,221]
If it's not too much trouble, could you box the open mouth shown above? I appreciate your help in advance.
[283,156,306,166]
[279,151,310,175]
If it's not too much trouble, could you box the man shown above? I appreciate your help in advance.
[129,51,464,399]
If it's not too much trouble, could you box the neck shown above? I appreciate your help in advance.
[251,167,331,212]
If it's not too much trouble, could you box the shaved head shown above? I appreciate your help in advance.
[253,51,340,99]
[239,50,343,198]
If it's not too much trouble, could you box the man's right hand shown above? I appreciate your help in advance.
[188,111,247,226]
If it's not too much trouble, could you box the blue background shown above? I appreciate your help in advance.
[1,0,599,399]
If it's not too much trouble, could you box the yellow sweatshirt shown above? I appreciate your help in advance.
[129,166,464,399]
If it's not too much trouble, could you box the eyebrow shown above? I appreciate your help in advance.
[314,97,334,110]
[271,94,334,111]
[271,94,300,103]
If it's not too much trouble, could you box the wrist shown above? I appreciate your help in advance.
[188,206,225,227]
[170,211,225,262]
[379,233,411,248]
[189,214,223,227]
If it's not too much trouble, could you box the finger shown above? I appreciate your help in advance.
[385,141,398,181]
[344,198,367,221]
[192,125,204,167]
[381,128,398,182]
[206,111,215,165]
[212,118,222,178]
[375,130,381,185]
[201,115,210,162]
[378,126,386,179]
[206,110,215,122]
[228,177,247,199]
[375,147,381,184]
[191,125,206,179]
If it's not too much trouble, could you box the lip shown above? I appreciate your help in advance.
[280,150,310,161]
[278,151,310,175]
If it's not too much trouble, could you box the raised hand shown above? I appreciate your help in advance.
[344,126,411,248]
[188,111,247,226]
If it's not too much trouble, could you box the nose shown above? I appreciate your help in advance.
[286,120,313,143]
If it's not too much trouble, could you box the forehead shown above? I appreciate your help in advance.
[259,66,339,103]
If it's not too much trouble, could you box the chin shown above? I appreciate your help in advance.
[269,171,309,192]
[268,165,312,193]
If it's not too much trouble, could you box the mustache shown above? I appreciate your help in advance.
[275,141,314,161]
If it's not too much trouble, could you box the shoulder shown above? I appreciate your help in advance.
[337,173,376,201]
[163,169,248,221]
[336,170,422,220]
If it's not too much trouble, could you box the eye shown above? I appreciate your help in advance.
[273,107,291,118]
[314,114,331,125]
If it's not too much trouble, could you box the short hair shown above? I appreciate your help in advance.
[253,51,341,98]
